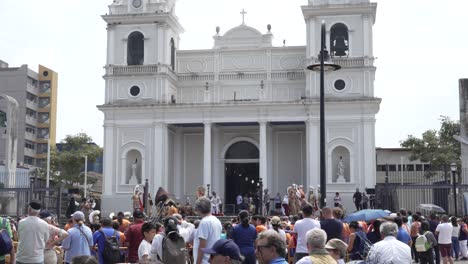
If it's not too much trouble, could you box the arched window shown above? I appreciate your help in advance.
[170,38,176,71]
[127,31,144,65]
[225,141,259,160]
[330,23,349,57]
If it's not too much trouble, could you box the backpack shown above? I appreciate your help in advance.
[99,230,121,263]
[0,218,13,256]
[161,231,186,264]
[415,232,432,252]
[354,231,372,259]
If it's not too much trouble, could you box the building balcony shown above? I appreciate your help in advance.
[25,115,37,125]
[105,64,159,76]
[27,83,39,94]
[26,100,38,110]
[24,147,35,157]
[24,131,36,141]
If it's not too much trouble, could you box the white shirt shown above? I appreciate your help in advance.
[452,225,461,237]
[436,222,453,244]
[366,236,412,264]
[193,215,222,264]
[236,195,243,205]
[178,221,195,243]
[16,215,50,263]
[293,218,321,254]
[150,234,164,260]
[138,239,152,261]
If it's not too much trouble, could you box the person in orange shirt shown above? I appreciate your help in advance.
[64,218,74,231]
[112,221,127,262]
[114,212,131,233]
[256,216,267,233]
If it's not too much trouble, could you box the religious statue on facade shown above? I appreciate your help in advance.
[196,186,206,198]
[297,185,306,205]
[132,185,144,211]
[308,186,319,212]
[129,158,139,185]
[288,185,300,216]
[336,156,346,183]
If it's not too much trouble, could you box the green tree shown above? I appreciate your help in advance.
[45,133,102,187]
[400,116,460,176]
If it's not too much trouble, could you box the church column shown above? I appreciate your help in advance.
[259,121,268,190]
[203,122,212,189]
[103,122,115,195]
[306,119,320,189]
[154,123,168,192]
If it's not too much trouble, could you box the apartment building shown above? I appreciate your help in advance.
[0,60,58,168]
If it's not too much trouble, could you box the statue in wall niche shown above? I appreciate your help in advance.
[336,156,346,183]
[129,158,139,185]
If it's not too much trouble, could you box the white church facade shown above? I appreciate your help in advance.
[99,0,380,212]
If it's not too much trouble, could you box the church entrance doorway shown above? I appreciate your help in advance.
[224,141,260,211]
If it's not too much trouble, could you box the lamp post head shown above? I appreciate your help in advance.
[450,163,457,172]
[307,50,341,72]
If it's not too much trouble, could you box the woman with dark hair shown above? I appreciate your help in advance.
[418,221,437,264]
[231,210,257,264]
[66,196,77,218]
[347,221,366,260]
[366,219,382,244]
[452,216,461,260]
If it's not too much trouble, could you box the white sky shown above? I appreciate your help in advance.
[0,0,467,148]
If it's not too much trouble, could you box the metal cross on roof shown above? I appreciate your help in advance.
[240,9,247,24]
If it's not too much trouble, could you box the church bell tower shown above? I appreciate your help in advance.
[103,0,183,104]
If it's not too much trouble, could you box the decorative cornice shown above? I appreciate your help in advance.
[302,3,377,24]
[102,12,184,33]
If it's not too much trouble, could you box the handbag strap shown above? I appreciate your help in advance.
[78,226,91,247]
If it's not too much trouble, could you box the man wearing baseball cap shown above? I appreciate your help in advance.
[16,200,50,264]
[62,211,93,264]
[201,239,243,264]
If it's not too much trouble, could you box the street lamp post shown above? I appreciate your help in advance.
[84,155,88,198]
[450,163,458,216]
[307,21,341,208]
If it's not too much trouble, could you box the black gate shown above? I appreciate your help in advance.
[375,170,467,215]
[0,171,63,221]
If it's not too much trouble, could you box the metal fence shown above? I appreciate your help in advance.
[0,171,64,221]
[375,169,468,215]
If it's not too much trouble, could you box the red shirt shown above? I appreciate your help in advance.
[124,221,144,263]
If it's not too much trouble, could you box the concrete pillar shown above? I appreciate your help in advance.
[203,122,212,188]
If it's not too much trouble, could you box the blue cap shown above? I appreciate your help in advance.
[201,239,242,260]
[39,210,52,219]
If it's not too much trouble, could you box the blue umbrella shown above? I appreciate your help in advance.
[344,209,390,222]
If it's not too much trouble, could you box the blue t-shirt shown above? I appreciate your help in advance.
[320,218,343,241]
[62,224,93,263]
[93,227,120,264]
[231,223,257,263]
[397,227,411,245]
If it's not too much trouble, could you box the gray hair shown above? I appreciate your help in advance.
[195,197,212,214]
[257,229,287,258]
[306,228,327,249]
[379,221,398,237]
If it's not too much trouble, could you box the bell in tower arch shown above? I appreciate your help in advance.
[330,23,349,57]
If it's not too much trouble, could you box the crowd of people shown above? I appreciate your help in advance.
[1,194,468,264]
